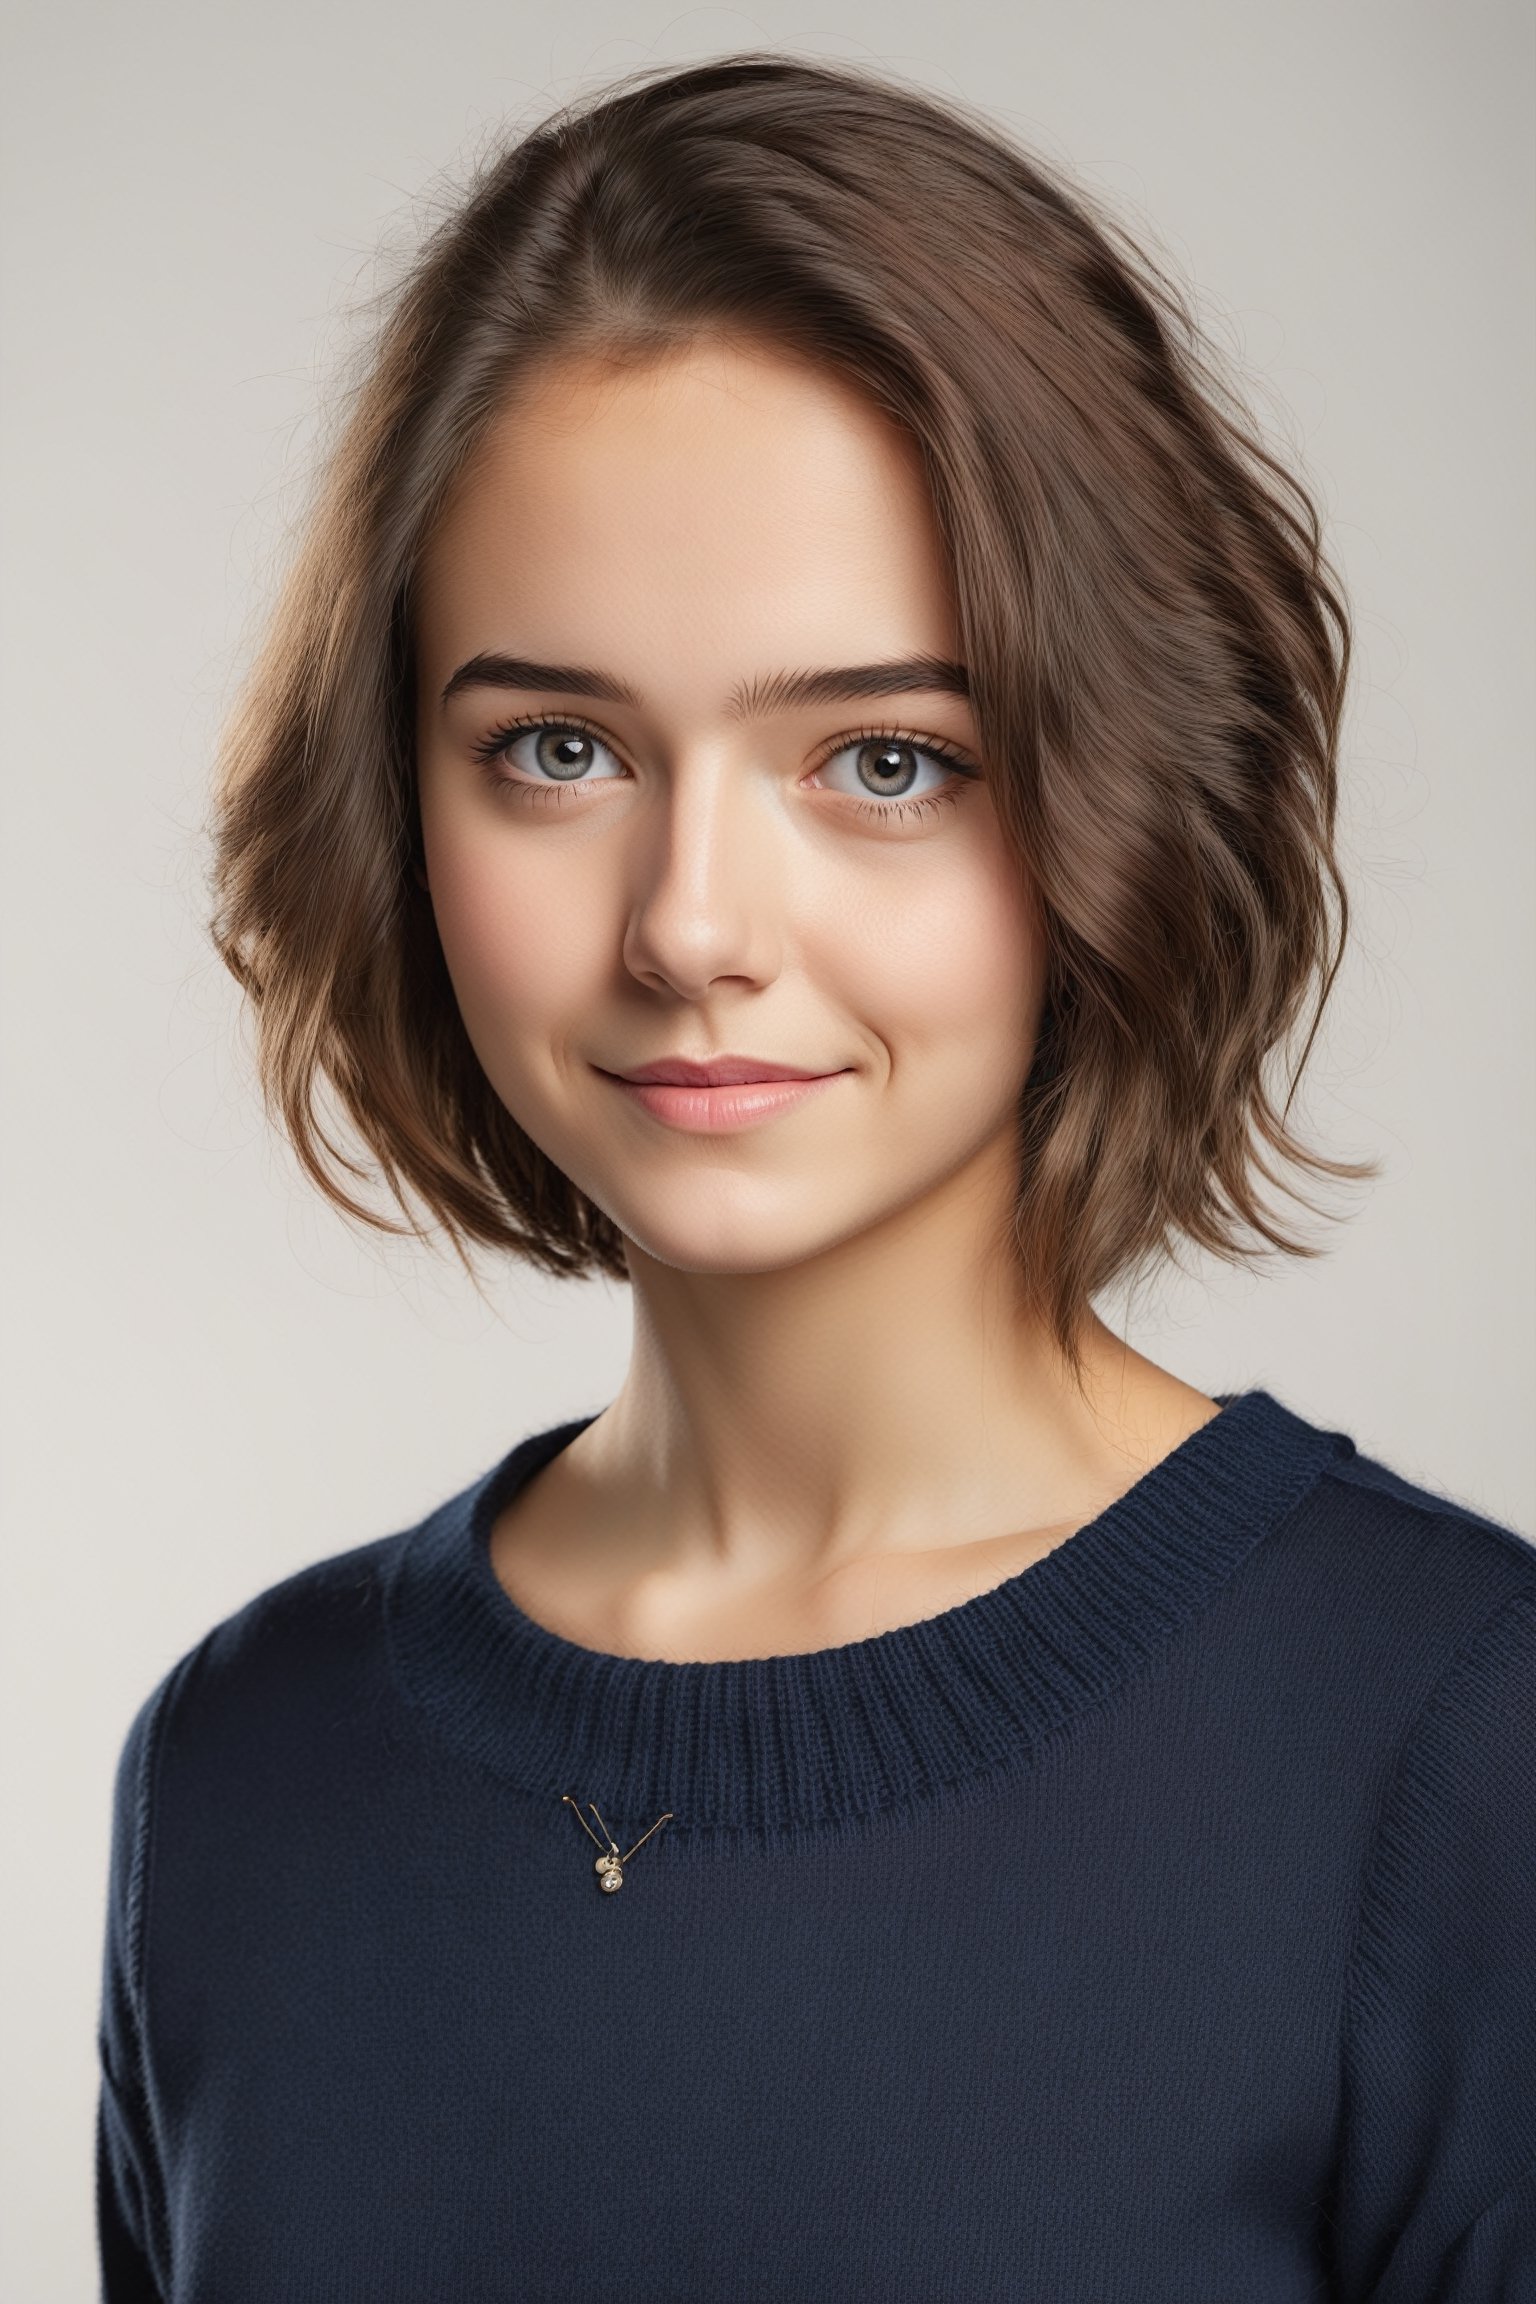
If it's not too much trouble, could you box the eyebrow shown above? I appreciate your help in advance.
[438,651,971,717]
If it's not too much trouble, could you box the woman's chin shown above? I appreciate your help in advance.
[610,1197,875,1282]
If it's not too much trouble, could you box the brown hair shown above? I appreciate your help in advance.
[209,52,1377,1379]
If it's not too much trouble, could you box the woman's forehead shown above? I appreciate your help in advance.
[415,343,958,695]
[431,339,932,537]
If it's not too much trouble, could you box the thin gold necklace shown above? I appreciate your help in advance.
[562,1793,674,1893]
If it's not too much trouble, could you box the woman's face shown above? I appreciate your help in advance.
[414,334,1048,1276]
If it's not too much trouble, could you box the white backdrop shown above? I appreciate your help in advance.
[2,1,1532,2291]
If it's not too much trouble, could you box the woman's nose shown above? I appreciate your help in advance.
[619,755,784,1002]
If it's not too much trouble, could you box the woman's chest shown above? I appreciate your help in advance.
[146,1757,1354,2301]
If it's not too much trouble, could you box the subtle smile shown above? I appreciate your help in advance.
[594,1064,851,1134]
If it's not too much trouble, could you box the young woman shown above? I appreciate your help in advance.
[97,54,1534,2302]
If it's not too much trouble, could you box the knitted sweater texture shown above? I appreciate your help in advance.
[96,1387,1536,2301]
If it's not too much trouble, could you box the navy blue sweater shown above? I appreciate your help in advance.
[97,1387,1536,2301]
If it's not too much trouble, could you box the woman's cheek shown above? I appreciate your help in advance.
[847,850,1043,1060]
[430,825,593,1007]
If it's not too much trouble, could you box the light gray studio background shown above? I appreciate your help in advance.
[3,0,1533,2289]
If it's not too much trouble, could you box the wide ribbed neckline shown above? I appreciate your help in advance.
[384,1386,1353,1839]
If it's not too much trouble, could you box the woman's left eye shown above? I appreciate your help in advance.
[814,737,977,817]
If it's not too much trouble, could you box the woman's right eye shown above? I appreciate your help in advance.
[473,719,627,787]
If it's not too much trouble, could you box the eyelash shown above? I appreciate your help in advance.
[467,712,979,824]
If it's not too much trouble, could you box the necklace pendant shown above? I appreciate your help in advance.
[564,1793,672,1893]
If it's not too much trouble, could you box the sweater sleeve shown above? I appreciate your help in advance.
[97,1676,178,2303]
[1331,1579,1536,2303]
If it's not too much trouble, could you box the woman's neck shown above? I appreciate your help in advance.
[489,1144,1219,1662]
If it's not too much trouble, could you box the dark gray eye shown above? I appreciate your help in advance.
[532,728,601,781]
[495,723,625,786]
[854,740,922,796]
[817,737,959,804]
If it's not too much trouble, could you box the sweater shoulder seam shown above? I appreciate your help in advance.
[1315,1454,1535,1563]
[1337,1578,1536,2062]
[123,1642,208,2035]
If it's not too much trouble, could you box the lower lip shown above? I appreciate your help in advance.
[602,1072,847,1132]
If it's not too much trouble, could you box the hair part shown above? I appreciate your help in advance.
[209,52,1378,1384]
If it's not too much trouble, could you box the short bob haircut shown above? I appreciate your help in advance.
[210,52,1376,1382]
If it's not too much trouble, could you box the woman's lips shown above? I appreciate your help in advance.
[600,1070,848,1132]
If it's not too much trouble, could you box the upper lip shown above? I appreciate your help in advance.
[606,1055,839,1086]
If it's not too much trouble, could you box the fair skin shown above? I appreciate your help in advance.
[414,333,1219,1664]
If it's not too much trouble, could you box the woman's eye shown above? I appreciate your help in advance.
[488,723,626,784]
[816,738,967,807]
[472,720,974,816]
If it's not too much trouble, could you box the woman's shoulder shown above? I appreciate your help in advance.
[1317,1424,1531,1542]
[1301,1418,1535,1590]
[99,1486,486,2047]
[109,1531,406,1815]
[111,1452,498,1800]
[1302,1439,1536,2279]
[1259,1399,1535,1718]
